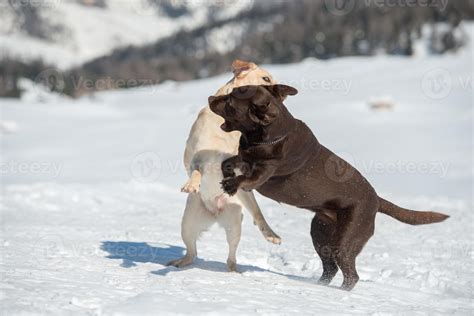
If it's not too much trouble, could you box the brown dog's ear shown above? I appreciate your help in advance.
[232,59,257,78]
[264,84,298,101]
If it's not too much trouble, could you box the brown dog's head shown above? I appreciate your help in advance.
[208,84,298,133]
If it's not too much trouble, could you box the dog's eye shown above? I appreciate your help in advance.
[253,102,270,108]
[225,102,236,116]
[262,76,271,83]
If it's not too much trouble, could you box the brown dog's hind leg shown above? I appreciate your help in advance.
[311,212,338,285]
[332,199,378,291]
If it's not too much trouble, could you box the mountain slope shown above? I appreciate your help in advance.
[1,1,473,98]
[0,0,253,69]
[64,1,473,96]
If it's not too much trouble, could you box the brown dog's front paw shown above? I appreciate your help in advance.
[221,177,239,196]
[222,160,236,179]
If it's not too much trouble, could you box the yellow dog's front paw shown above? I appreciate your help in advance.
[181,170,201,193]
[257,223,281,245]
[181,180,200,193]
[266,235,282,245]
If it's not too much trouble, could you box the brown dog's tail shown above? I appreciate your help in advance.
[378,197,449,225]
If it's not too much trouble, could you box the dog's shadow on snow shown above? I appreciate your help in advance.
[100,241,333,288]
[101,241,346,290]
[101,241,270,277]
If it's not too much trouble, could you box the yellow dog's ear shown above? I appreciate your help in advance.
[232,59,257,78]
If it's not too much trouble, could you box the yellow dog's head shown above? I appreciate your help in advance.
[216,60,277,96]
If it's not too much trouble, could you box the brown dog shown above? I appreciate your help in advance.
[208,84,449,290]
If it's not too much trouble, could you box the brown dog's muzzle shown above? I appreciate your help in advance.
[208,96,225,116]
[208,95,235,132]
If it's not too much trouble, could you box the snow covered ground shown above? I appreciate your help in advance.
[1,28,473,314]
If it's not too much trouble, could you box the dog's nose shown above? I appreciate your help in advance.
[208,96,217,106]
[208,96,222,114]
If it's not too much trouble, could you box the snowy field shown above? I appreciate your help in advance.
[1,31,473,314]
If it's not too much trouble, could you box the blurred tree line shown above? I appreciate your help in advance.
[1,0,473,98]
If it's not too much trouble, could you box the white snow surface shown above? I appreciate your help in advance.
[1,32,473,314]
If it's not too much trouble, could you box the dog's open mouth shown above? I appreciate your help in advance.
[220,122,232,132]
